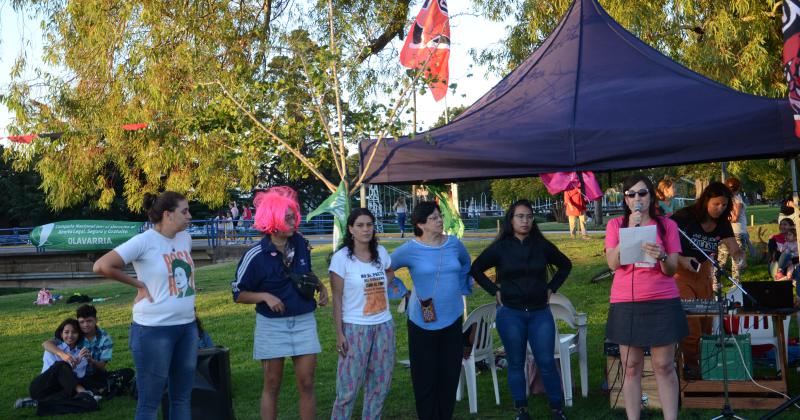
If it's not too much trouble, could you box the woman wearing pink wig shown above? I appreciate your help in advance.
[231,186,328,420]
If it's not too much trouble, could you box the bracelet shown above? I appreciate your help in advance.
[658,253,668,262]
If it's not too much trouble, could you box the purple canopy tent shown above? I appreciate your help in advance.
[359,0,800,184]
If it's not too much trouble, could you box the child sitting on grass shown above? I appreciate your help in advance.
[776,228,799,280]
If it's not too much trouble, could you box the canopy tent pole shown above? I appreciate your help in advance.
[450,182,468,319]
[360,184,367,208]
[721,162,728,182]
[792,159,799,205]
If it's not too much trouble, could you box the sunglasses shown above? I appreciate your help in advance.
[624,189,649,198]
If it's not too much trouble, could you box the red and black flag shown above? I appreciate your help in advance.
[783,0,800,137]
[400,0,450,101]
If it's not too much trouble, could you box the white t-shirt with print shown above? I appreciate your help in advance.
[115,229,196,326]
[329,245,392,325]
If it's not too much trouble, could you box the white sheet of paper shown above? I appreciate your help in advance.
[619,225,657,266]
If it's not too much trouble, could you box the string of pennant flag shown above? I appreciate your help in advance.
[0,122,149,144]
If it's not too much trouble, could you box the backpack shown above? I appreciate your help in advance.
[66,293,92,304]
[105,368,136,399]
[36,393,99,416]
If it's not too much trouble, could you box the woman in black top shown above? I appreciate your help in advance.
[471,199,572,420]
[670,182,741,377]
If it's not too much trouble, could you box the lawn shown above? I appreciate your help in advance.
[1,232,798,419]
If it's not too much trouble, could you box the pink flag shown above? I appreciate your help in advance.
[7,134,36,144]
[121,123,148,131]
[539,171,602,201]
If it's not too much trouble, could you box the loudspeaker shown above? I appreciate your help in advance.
[162,346,235,420]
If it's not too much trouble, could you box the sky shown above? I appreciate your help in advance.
[0,4,508,145]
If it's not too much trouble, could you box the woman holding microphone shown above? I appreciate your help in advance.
[605,175,687,420]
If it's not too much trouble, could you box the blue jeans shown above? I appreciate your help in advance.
[130,321,198,420]
[495,305,563,409]
[397,213,406,233]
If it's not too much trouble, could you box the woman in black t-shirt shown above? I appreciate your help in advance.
[670,182,742,377]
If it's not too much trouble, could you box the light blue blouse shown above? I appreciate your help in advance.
[390,236,472,330]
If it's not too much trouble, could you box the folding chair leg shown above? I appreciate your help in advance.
[456,365,464,401]
[465,359,478,413]
[490,361,500,405]
[558,348,573,407]
[579,351,588,398]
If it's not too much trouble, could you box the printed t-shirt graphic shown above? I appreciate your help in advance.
[362,270,388,316]
[168,258,195,297]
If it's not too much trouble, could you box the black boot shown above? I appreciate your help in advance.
[551,407,567,420]
[514,407,530,420]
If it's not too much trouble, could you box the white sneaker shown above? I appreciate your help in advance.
[14,397,37,408]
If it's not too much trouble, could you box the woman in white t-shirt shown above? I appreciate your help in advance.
[93,191,197,420]
[329,208,395,420]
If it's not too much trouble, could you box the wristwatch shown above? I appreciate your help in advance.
[658,253,668,262]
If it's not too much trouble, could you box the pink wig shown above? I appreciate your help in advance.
[253,186,302,234]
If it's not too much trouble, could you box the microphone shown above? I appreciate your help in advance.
[633,203,643,227]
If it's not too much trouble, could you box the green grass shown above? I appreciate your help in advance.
[1,234,798,419]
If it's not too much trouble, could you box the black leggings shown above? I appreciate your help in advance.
[408,318,463,420]
[30,361,80,400]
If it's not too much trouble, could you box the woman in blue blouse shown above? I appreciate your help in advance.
[390,201,472,420]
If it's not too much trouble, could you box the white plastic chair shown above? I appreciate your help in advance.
[456,303,500,413]
[723,287,790,370]
[549,293,589,407]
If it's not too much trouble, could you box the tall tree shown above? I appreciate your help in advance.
[2,0,418,211]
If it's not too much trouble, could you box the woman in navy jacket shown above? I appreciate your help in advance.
[232,186,328,420]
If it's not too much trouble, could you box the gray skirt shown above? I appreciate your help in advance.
[253,312,321,359]
[605,298,688,348]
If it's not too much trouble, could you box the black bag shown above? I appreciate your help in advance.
[106,368,135,398]
[36,393,99,416]
[288,271,320,300]
[66,293,92,304]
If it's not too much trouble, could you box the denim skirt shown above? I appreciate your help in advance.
[253,312,321,359]
[605,298,688,347]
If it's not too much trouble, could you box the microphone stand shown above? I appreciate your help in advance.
[677,228,754,420]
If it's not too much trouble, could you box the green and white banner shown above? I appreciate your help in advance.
[428,185,465,238]
[307,181,350,245]
[30,220,144,251]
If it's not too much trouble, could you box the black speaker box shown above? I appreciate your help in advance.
[162,346,235,420]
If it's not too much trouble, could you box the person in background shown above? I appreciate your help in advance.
[769,218,794,267]
[389,201,472,420]
[42,304,113,395]
[394,197,408,238]
[605,175,686,420]
[243,205,253,227]
[656,178,676,216]
[94,191,198,420]
[671,182,740,378]
[717,178,748,279]
[470,199,572,420]
[230,201,240,228]
[776,228,800,280]
[231,186,328,420]
[196,314,214,349]
[564,186,588,239]
[15,319,90,409]
[225,211,235,241]
[329,208,395,420]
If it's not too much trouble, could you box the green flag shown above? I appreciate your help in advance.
[30,220,144,251]
[307,181,350,242]
[427,185,465,238]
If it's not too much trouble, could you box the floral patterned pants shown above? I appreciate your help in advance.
[331,320,395,420]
